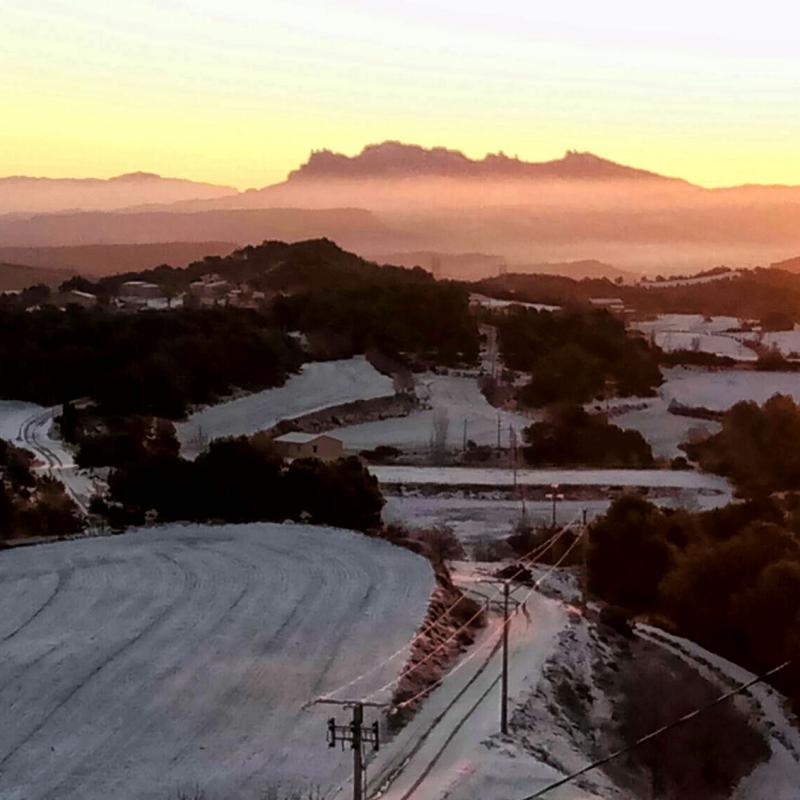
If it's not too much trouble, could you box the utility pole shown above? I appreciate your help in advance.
[501,580,510,735]
[317,699,383,800]
[581,508,590,609]
[509,425,517,488]
[463,418,468,452]
[545,483,565,527]
[477,579,516,735]
[352,703,364,800]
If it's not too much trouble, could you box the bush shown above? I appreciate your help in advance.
[406,525,466,563]
[523,405,654,468]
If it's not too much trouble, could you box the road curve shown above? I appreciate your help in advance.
[0,523,434,800]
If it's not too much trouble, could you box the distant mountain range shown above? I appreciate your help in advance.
[0,261,72,291]
[6,143,800,275]
[0,242,238,277]
[0,172,236,215]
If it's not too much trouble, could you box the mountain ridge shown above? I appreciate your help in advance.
[285,141,686,183]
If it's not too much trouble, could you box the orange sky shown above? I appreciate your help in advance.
[3,1,800,189]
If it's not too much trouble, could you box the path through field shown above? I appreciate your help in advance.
[0,523,433,800]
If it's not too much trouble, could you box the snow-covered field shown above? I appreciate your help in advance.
[742,329,800,358]
[606,396,720,459]
[370,465,732,492]
[662,367,800,411]
[384,488,728,543]
[633,315,758,360]
[0,522,434,800]
[470,293,561,313]
[653,331,757,360]
[334,374,536,452]
[634,313,742,335]
[177,357,395,457]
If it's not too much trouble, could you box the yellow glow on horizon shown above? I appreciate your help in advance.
[3,1,800,190]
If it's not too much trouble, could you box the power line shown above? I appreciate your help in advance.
[391,527,587,714]
[513,659,792,800]
[314,519,576,707]
[362,516,583,704]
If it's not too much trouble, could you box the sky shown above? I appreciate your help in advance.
[3,0,800,189]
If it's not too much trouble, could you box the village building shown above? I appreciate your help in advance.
[54,289,97,309]
[272,432,344,462]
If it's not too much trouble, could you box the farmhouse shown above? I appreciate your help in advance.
[273,432,344,462]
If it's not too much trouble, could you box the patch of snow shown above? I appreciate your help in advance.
[602,396,720,459]
[634,313,742,334]
[370,465,732,493]
[662,367,800,411]
[652,331,757,361]
[334,374,536,452]
[0,400,47,444]
[470,294,561,312]
[177,357,395,457]
[0,522,434,800]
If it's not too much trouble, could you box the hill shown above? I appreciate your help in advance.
[0,261,72,291]
[0,207,398,252]
[518,259,638,282]
[772,255,800,272]
[476,267,800,322]
[0,242,238,278]
[0,172,236,215]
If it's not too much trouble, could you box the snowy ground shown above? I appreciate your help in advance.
[0,523,434,800]
[662,367,800,411]
[605,367,800,458]
[638,626,800,800]
[470,294,561,312]
[334,374,536,453]
[632,315,757,361]
[738,329,800,358]
[362,573,605,800]
[0,401,93,512]
[653,331,757,361]
[176,357,395,457]
[384,488,729,544]
[369,465,732,493]
[604,396,720,459]
[634,314,743,335]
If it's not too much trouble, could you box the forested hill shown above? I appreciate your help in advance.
[69,238,434,297]
[476,267,800,323]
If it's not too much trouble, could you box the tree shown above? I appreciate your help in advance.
[588,495,677,610]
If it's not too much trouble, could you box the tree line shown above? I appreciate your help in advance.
[588,494,800,710]
[95,433,384,533]
[495,307,662,407]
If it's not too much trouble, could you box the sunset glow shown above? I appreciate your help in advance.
[4,0,800,188]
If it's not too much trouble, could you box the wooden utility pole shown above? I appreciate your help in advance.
[501,580,510,735]
[477,579,516,735]
[318,699,382,800]
[352,702,364,800]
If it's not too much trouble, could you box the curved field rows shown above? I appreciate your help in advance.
[0,523,434,800]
